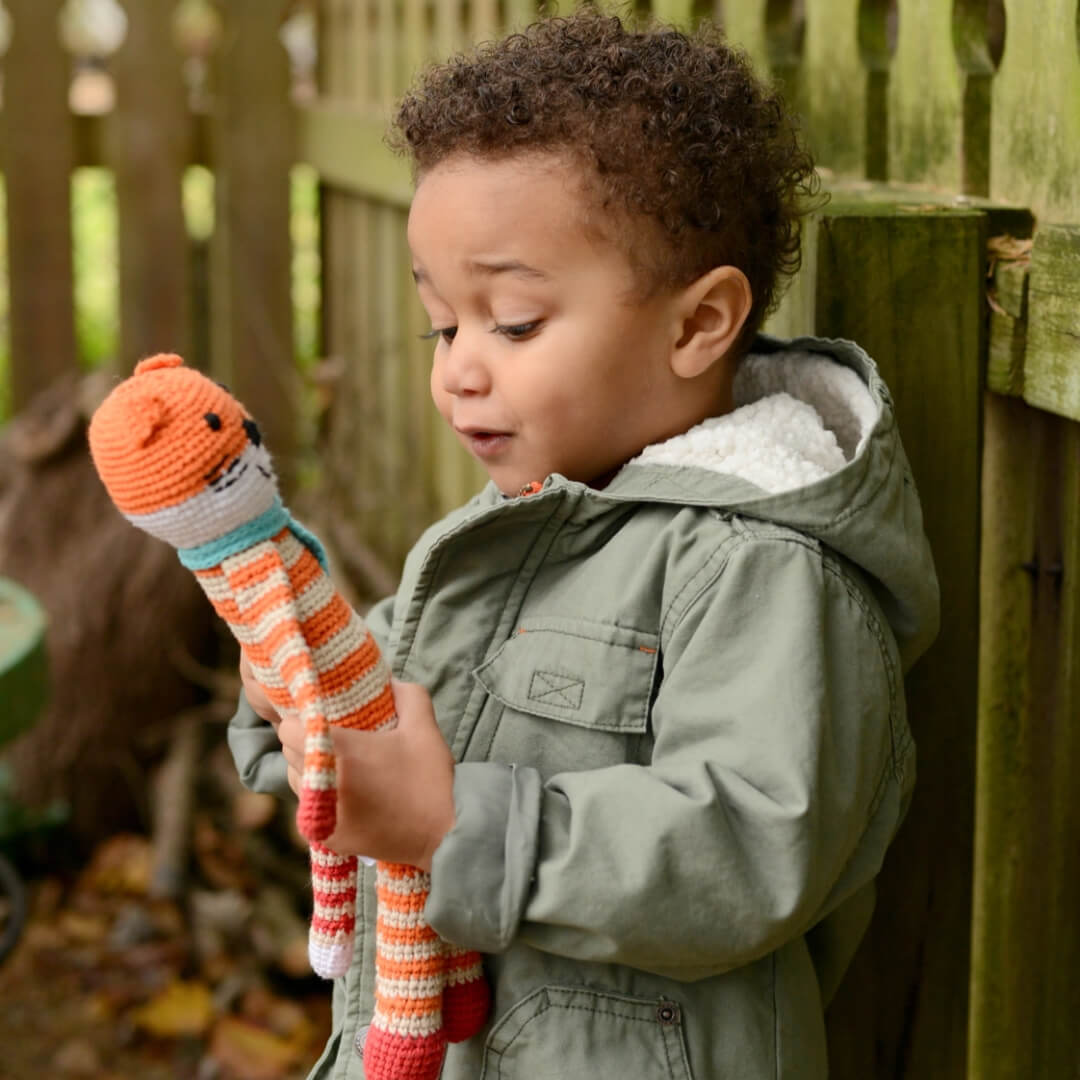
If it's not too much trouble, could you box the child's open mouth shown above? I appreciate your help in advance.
[458,429,511,458]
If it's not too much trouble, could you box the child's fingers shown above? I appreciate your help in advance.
[239,654,282,727]
[389,679,438,729]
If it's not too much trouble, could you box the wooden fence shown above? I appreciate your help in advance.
[1,0,1077,1077]
[0,0,298,482]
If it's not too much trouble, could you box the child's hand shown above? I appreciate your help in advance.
[276,680,456,872]
[239,653,282,727]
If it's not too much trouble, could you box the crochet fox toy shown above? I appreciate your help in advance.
[88,354,489,1080]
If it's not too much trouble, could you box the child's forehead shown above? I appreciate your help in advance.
[409,150,637,266]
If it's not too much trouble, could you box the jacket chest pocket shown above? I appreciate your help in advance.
[472,616,659,775]
[481,986,693,1080]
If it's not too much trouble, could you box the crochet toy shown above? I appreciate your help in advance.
[88,354,489,1080]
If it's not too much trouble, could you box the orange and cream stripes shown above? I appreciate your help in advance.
[88,354,490,1080]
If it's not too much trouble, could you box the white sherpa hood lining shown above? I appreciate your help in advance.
[631,350,880,495]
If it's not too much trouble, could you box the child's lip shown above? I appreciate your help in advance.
[456,427,512,458]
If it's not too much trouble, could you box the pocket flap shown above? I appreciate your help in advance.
[473,617,658,733]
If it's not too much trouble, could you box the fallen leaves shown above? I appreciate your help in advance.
[0,741,331,1079]
[132,979,215,1038]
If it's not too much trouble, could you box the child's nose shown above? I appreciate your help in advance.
[438,332,491,396]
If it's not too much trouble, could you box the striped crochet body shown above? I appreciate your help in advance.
[88,354,490,1080]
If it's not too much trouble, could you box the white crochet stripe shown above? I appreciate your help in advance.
[376,973,446,998]
[311,876,359,898]
[447,963,484,987]
[371,1010,444,1038]
[250,661,394,727]
[378,938,444,963]
[376,872,433,897]
[377,907,429,931]
[313,876,358,902]
[310,941,352,979]
[310,848,353,869]
[123,442,278,548]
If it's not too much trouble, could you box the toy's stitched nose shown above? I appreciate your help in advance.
[242,419,262,447]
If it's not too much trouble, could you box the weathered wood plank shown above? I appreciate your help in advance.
[1,0,78,408]
[1022,225,1080,424]
[806,200,985,1080]
[971,396,1080,1079]
[986,258,1028,398]
[982,225,1080,424]
[297,102,412,207]
[107,0,191,369]
[888,0,964,188]
[800,0,865,176]
[211,0,297,487]
[991,0,1080,222]
[717,0,768,75]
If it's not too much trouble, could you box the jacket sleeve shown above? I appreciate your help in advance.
[424,535,913,980]
[226,592,398,798]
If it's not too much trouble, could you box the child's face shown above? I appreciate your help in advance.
[407,153,692,495]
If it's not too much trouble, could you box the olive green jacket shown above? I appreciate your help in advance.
[229,336,939,1079]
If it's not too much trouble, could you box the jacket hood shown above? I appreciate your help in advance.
[598,334,939,669]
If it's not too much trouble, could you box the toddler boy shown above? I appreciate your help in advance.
[232,11,939,1078]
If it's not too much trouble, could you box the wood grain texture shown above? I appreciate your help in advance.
[807,199,985,1080]
[210,0,297,488]
[972,396,1080,1079]
[1,0,77,408]
[991,0,1080,222]
[107,0,191,370]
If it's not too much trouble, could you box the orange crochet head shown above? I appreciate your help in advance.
[89,353,264,516]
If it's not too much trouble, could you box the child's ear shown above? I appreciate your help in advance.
[669,266,753,379]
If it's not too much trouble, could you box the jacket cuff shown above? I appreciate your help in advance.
[226,692,291,797]
[424,762,542,953]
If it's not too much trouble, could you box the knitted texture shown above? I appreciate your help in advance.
[88,354,490,1080]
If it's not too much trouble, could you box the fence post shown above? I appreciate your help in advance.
[1,0,78,409]
[972,395,1080,1079]
[802,197,986,1079]
[107,0,191,370]
[210,0,296,487]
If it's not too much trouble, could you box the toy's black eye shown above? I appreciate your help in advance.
[204,412,222,431]
[242,419,262,447]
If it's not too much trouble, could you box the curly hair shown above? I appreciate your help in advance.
[390,10,819,338]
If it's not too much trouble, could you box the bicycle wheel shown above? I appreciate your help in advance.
[0,851,26,963]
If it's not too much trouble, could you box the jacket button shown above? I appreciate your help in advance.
[355,1025,370,1056]
[656,1002,680,1025]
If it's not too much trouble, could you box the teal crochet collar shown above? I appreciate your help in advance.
[177,497,329,572]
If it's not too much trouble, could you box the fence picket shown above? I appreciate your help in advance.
[801,0,866,176]
[107,0,191,369]
[887,0,964,188]
[991,0,1080,221]
[1,0,77,408]
[210,0,296,487]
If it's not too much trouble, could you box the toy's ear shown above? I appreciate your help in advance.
[130,393,170,448]
[135,353,184,376]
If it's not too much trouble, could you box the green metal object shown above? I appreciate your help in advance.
[0,577,48,747]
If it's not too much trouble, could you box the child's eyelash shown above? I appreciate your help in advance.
[491,321,540,339]
[419,327,457,342]
[418,322,541,343]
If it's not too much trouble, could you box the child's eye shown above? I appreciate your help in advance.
[492,321,541,340]
[420,326,457,343]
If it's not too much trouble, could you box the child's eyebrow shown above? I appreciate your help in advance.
[468,258,549,280]
[411,260,549,284]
